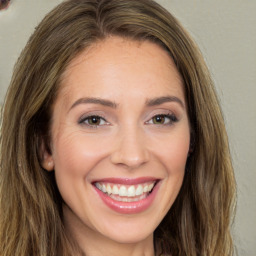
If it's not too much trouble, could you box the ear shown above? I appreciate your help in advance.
[40,139,54,172]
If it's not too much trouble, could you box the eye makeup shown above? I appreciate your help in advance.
[146,113,178,126]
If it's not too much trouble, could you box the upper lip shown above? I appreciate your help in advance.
[92,177,160,185]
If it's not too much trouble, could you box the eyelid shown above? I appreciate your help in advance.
[78,114,110,127]
[77,109,108,122]
[77,110,179,128]
[145,112,178,125]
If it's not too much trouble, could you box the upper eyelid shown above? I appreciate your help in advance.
[78,114,108,124]
[146,113,178,124]
[78,111,107,120]
[145,110,177,119]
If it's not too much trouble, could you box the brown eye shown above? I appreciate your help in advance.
[87,116,101,125]
[79,115,108,127]
[148,114,178,125]
[152,115,166,124]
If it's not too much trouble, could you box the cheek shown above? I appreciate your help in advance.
[51,131,113,217]
[167,136,189,170]
[52,131,111,179]
[150,128,190,175]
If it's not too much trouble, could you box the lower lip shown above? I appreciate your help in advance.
[94,182,160,214]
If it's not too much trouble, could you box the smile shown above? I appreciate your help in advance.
[95,182,156,202]
[92,177,160,214]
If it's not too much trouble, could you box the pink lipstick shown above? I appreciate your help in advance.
[92,177,160,214]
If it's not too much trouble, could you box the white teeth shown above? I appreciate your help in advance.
[112,185,119,195]
[119,186,127,196]
[127,185,135,197]
[148,183,154,191]
[135,185,143,196]
[143,185,148,193]
[110,193,148,202]
[106,184,112,194]
[95,181,156,199]
[95,183,101,190]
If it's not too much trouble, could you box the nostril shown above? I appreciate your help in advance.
[111,153,149,169]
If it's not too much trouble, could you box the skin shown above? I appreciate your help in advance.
[42,36,190,256]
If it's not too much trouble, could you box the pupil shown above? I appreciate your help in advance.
[90,116,99,124]
[154,116,164,124]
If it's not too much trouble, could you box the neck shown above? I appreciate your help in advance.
[63,205,155,256]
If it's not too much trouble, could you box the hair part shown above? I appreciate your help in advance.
[0,0,236,255]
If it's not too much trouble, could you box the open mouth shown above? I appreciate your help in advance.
[94,181,157,203]
[92,177,160,214]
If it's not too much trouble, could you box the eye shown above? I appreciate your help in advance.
[79,115,108,127]
[147,114,178,125]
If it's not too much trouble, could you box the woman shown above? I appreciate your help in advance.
[0,0,236,255]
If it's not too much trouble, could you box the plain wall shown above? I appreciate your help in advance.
[0,1,255,255]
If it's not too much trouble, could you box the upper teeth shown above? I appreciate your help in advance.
[95,182,155,197]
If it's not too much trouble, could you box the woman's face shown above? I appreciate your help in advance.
[43,37,190,245]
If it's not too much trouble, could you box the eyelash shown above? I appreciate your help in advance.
[146,114,178,125]
[78,113,178,128]
[78,115,109,128]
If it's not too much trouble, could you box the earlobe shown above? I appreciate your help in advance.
[40,140,54,171]
[42,155,54,171]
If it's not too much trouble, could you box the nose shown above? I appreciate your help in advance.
[110,127,149,169]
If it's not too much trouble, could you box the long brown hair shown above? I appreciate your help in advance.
[0,0,236,255]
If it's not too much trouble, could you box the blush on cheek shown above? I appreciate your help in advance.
[53,132,111,178]
[156,139,189,174]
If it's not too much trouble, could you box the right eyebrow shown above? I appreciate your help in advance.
[145,96,185,109]
[69,97,118,112]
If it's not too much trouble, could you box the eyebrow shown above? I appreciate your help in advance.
[69,97,118,111]
[69,95,184,111]
[145,96,185,109]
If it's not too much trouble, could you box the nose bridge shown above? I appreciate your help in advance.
[110,124,149,169]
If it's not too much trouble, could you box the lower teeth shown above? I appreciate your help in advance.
[108,193,148,202]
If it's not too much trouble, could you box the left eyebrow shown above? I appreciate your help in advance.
[69,97,118,112]
[145,96,185,109]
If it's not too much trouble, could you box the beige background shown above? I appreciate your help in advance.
[0,1,255,255]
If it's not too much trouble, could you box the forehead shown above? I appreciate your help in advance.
[58,36,185,104]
